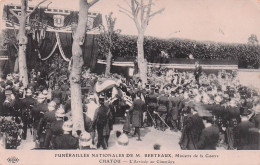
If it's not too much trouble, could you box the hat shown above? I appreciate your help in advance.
[214,95,222,103]
[48,101,56,108]
[26,89,33,96]
[254,104,260,114]
[42,89,48,95]
[5,90,12,95]
[55,106,65,117]
[117,133,129,146]
[79,132,92,146]
[37,93,45,99]
[62,120,73,132]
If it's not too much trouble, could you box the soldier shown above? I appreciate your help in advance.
[128,91,146,141]
[37,101,57,149]
[225,99,240,150]
[93,95,113,149]
[19,89,36,140]
[53,120,79,149]
[155,90,169,131]
[168,91,180,132]
[31,93,48,144]
[146,86,159,127]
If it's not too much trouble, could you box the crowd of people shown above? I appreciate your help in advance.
[0,62,260,150]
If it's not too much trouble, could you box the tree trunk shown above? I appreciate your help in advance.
[137,32,147,84]
[70,0,89,134]
[18,0,29,87]
[14,56,19,73]
[105,50,112,77]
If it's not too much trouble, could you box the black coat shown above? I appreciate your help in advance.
[129,99,146,128]
[251,114,260,129]
[234,121,255,150]
[93,104,113,136]
[197,125,220,150]
[53,134,79,149]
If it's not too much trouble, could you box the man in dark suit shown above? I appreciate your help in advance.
[19,89,36,139]
[146,86,159,127]
[155,91,169,131]
[128,91,146,141]
[53,120,79,149]
[234,113,256,150]
[194,61,202,86]
[37,101,57,149]
[31,93,48,143]
[51,84,62,105]
[168,92,180,132]
[92,95,113,149]
[251,104,260,129]
[197,116,220,150]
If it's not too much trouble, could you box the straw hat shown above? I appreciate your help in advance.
[117,133,129,146]
[26,89,33,96]
[62,120,73,132]
[79,132,92,146]
[55,106,65,118]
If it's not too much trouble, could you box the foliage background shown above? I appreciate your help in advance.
[97,34,260,69]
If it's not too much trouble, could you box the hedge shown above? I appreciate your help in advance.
[96,34,260,69]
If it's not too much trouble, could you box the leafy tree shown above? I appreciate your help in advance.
[99,12,120,76]
[248,34,259,45]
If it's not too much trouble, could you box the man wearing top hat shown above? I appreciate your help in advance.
[179,105,205,150]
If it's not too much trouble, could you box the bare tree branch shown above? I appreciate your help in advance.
[27,0,47,17]
[123,0,132,9]
[119,9,134,20]
[87,0,99,7]
[149,8,165,18]
[9,9,20,20]
[117,5,132,15]
[46,1,52,9]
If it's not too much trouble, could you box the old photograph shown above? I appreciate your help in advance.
[0,0,260,164]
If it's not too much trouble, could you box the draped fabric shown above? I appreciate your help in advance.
[36,32,57,60]
[82,34,99,70]
[3,5,101,30]
[57,32,72,61]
